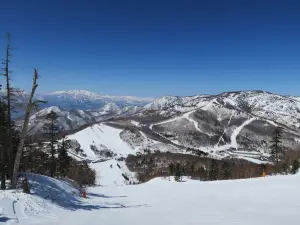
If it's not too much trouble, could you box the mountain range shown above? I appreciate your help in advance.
[8,89,300,164]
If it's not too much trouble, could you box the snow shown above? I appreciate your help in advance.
[231,117,256,149]
[130,120,140,127]
[215,113,234,147]
[100,103,120,113]
[1,173,300,225]
[89,159,137,186]
[182,110,204,133]
[67,123,137,160]
[48,90,154,103]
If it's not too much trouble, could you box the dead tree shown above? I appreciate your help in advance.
[11,69,45,189]
[0,100,7,189]
[1,33,14,179]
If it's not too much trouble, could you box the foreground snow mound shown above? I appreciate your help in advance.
[0,173,95,224]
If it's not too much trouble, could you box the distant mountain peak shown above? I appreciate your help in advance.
[101,102,120,112]
[47,89,154,103]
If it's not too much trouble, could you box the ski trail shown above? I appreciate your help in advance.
[182,110,204,133]
[215,113,234,147]
[151,109,205,134]
[231,117,255,149]
[149,116,181,129]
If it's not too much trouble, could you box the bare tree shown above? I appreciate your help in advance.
[11,69,44,189]
[1,33,14,179]
[0,99,7,189]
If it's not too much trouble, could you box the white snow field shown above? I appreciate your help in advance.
[67,123,137,159]
[1,173,300,225]
[89,159,137,186]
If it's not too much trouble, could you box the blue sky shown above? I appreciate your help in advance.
[1,0,300,97]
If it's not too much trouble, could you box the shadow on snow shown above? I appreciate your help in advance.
[22,173,147,211]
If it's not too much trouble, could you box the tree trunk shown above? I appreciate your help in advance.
[50,118,55,177]
[0,146,6,190]
[11,69,39,189]
[4,34,13,179]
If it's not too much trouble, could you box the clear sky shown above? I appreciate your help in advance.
[1,0,300,97]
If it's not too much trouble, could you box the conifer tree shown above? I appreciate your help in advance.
[209,159,219,180]
[291,159,299,175]
[221,161,231,180]
[43,111,60,177]
[270,127,283,164]
[168,162,175,176]
[174,163,182,182]
[58,136,70,177]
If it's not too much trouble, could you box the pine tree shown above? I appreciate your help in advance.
[209,159,219,181]
[270,127,283,164]
[43,111,60,177]
[291,159,299,175]
[58,136,70,177]
[174,163,181,182]
[168,162,175,176]
[221,161,231,180]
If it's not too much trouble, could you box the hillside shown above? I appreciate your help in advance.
[60,91,300,166]
[1,173,299,225]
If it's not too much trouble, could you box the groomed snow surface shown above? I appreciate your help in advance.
[1,173,300,225]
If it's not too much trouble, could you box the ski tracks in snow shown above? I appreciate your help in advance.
[182,110,205,133]
[215,116,255,151]
[230,117,255,149]
[216,113,234,147]
[150,109,205,134]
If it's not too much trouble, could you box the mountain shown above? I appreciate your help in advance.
[24,103,143,136]
[61,90,300,164]
[40,90,154,110]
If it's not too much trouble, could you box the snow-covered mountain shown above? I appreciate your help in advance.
[25,103,143,135]
[59,90,300,164]
[40,90,154,110]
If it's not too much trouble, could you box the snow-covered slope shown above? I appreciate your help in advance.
[90,159,137,186]
[1,173,300,225]
[25,104,143,135]
[124,90,300,162]
[0,173,81,224]
[20,90,300,162]
[67,124,138,159]
[65,123,180,162]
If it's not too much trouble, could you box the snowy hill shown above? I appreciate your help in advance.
[15,90,300,163]
[24,104,143,135]
[1,172,300,224]
[39,90,300,165]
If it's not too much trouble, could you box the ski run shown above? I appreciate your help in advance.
[1,173,300,225]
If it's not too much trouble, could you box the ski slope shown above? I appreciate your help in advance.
[89,159,137,186]
[67,123,137,160]
[1,173,300,225]
[215,117,255,152]
[231,117,256,149]
[182,110,205,133]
